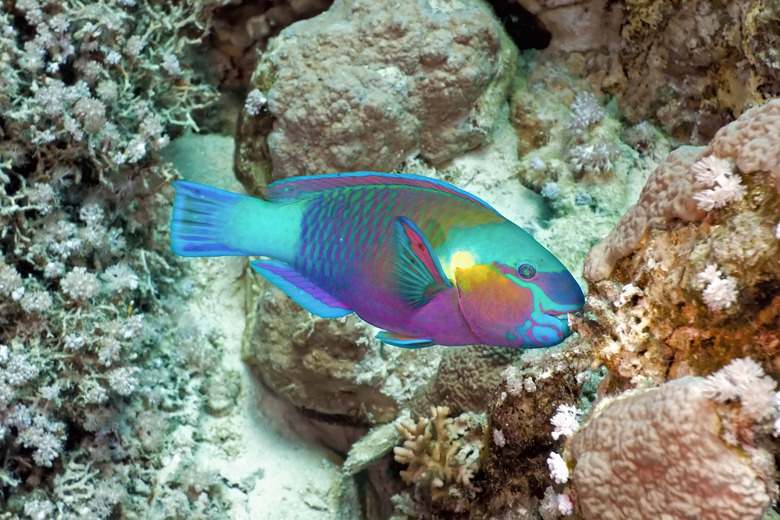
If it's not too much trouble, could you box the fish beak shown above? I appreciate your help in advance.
[552,312,571,337]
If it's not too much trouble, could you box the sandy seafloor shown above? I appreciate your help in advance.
[181,255,342,519]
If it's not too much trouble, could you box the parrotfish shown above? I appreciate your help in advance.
[170,172,584,348]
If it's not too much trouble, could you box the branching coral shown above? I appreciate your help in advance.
[0,0,218,182]
[0,0,231,517]
[393,406,485,512]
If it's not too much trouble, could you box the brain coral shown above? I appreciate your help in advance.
[235,0,518,189]
[568,376,776,520]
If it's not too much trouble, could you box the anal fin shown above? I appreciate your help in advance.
[376,330,434,349]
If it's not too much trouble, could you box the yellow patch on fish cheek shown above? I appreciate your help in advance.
[445,250,476,279]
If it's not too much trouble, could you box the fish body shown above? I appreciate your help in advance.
[170,172,584,348]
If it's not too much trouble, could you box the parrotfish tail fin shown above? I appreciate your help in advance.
[171,181,252,257]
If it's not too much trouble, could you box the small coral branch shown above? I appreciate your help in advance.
[393,406,484,511]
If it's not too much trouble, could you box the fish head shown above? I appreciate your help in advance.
[449,227,584,348]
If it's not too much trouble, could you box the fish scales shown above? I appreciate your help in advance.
[294,183,500,318]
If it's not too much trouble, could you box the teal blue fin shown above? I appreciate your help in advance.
[391,216,452,308]
[171,181,254,257]
[250,260,353,318]
[376,331,435,349]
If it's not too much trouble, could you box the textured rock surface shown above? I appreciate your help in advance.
[242,286,527,425]
[235,0,518,189]
[515,0,622,54]
[582,145,704,283]
[242,285,439,424]
[577,151,780,383]
[520,0,780,143]
[482,349,593,517]
[569,377,775,520]
[504,53,675,286]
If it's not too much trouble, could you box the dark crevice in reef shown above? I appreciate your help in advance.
[485,0,551,50]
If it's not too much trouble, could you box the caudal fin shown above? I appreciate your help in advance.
[170,181,254,257]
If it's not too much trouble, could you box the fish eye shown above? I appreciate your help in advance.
[517,263,536,279]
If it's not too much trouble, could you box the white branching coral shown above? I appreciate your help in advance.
[550,404,581,440]
[393,406,484,510]
[692,155,746,211]
[101,263,139,293]
[547,451,569,484]
[539,486,574,520]
[567,92,605,135]
[703,357,777,423]
[244,89,267,116]
[697,264,738,311]
[569,142,613,176]
[61,266,101,301]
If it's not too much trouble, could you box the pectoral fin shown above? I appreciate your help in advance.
[391,216,452,308]
[250,260,353,318]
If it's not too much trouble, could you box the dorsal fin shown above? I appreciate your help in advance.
[264,172,499,213]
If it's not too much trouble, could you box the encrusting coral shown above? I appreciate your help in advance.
[585,99,780,282]
[393,406,485,513]
[576,99,780,382]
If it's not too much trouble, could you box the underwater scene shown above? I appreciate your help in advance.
[0,0,779,518]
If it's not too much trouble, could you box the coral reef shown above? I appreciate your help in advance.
[425,346,524,417]
[612,0,775,141]
[5,0,777,517]
[576,100,780,384]
[567,364,777,520]
[585,99,780,282]
[582,145,704,282]
[506,53,674,281]
[0,0,249,517]
[480,348,598,518]
[234,0,519,191]
[229,4,780,519]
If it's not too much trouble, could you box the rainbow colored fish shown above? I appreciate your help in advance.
[170,172,584,348]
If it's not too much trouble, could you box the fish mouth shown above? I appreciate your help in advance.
[544,309,572,337]
[554,313,571,337]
